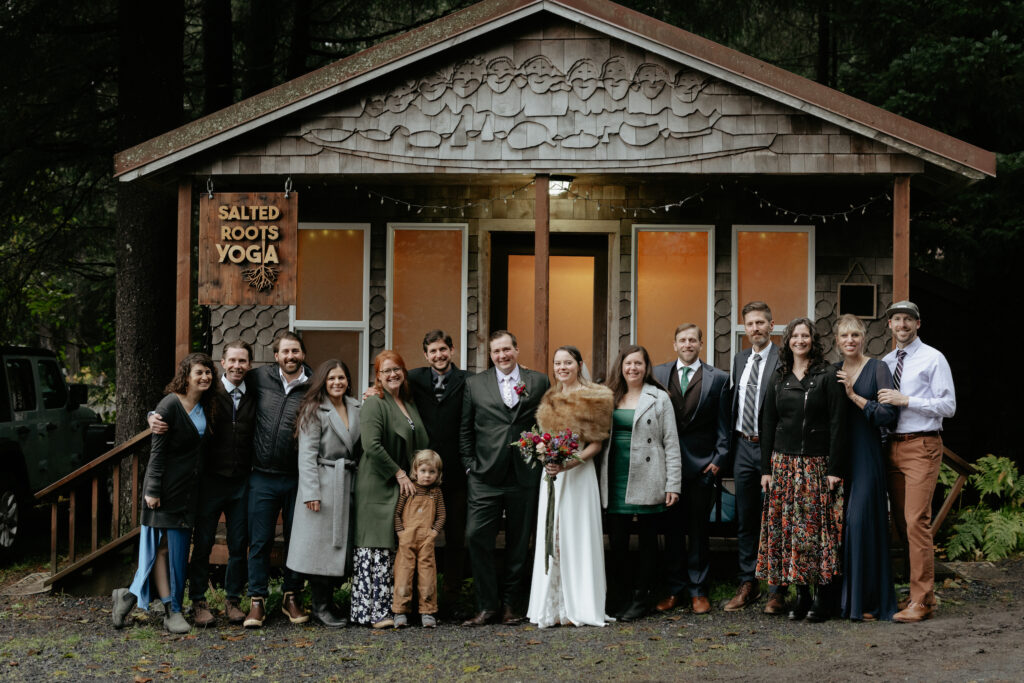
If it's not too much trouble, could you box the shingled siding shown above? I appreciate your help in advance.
[205,181,893,379]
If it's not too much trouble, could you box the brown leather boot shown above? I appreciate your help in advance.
[243,597,266,628]
[225,600,246,625]
[281,591,309,624]
[192,600,215,627]
[723,581,762,612]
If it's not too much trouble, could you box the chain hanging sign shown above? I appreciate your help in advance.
[199,192,297,305]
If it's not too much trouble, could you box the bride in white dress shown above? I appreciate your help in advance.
[527,345,614,628]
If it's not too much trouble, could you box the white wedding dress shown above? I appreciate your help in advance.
[526,453,608,627]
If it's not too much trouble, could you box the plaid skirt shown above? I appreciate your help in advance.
[755,453,844,585]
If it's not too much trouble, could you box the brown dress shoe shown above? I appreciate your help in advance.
[898,592,935,611]
[655,594,681,612]
[723,581,762,612]
[225,600,246,625]
[691,596,711,614]
[192,601,215,627]
[281,591,309,624]
[244,597,266,628]
[893,601,933,623]
[501,605,524,625]
[461,610,499,627]
[763,592,787,615]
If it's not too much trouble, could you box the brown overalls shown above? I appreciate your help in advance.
[392,484,446,614]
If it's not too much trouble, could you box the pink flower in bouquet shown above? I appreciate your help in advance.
[542,433,552,443]
[531,434,542,444]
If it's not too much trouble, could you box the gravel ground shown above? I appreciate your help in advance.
[2,557,1022,682]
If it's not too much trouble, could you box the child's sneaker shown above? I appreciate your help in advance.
[421,614,437,628]
[394,613,408,628]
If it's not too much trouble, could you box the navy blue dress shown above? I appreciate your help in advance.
[837,358,899,621]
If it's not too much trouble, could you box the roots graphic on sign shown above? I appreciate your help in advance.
[241,237,279,291]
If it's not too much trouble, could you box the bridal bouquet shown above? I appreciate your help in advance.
[512,427,581,572]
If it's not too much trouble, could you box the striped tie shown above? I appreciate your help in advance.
[893,349,907,391]
[741,354,762,435]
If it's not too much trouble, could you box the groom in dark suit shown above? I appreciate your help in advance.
[653,323,731,615]
[722,301,785,614]
[460,330,550,626]
[405,329,469,613]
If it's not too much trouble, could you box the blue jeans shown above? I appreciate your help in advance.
[247,470,303,597]
[189,473,248,602]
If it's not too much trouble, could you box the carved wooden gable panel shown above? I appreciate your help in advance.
[196,24,922,176]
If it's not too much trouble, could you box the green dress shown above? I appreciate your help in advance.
[607,408,666,515]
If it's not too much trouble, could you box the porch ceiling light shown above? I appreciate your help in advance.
[548,175,573,196]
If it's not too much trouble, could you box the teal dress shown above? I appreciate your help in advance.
[607,409,666,515]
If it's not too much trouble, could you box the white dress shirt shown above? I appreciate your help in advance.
[221,375,247,412]
[734,348,769,434]
[882,337,956,433]
[674,358,701,389]
[279,367,309,395]
[496,365,521,407]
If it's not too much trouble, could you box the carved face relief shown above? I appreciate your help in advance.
[384,79,418,113]
[418,69,450,101]
[568,58,599,100]
[486,57,516,93]
[601,57,631,100]
[634,63,667,99]
[452,60,484,98]
[673,70,709,104]
[523,55,561,94]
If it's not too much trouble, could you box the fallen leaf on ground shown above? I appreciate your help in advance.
[463,665,481,673]
[134,677,153,683]
[527,640,541,645]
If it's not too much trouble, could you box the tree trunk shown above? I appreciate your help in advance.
[202,0,234,114]
[286,0,312,80]
[115,0,184,532]
[241,0,277,98]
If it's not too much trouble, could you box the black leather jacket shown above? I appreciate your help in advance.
[248,363,311,475]
[760,363,847,477]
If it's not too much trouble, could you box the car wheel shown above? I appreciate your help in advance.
[0,483,22,559]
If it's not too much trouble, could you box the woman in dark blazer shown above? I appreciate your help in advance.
[111,353,216,634]
[599,345,681,621]
[286,359,361,628]
[756,318,848,622]
[351,350,429,628]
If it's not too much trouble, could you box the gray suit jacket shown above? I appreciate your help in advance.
[598,383,681,507]
[459,366,550,488]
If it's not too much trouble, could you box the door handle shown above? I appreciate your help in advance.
[46,422,59,432]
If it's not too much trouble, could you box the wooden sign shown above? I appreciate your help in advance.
[199,192,297,305]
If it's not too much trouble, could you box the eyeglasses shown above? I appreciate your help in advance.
[378,367,403,376]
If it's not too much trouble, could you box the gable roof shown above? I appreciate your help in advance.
[114,0,995,182]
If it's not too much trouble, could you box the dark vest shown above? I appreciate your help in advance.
[667,363,703,429]
[206,382,256,478]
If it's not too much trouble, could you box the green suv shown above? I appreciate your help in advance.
[0,347,113,559]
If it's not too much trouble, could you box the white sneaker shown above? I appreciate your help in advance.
[394,613,408,628]
[421,614,437,628]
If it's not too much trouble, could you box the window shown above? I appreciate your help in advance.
[291,223,370,391]
[38,359,68,410]
[5,359,36,412]
[386,224,468,370]
[632,226,715,363]
[731,225,815,360]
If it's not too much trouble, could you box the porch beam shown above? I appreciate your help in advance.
[534,174,550,373]
[175,180,192,363]
[892,175,910,303]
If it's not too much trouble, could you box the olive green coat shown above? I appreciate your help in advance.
[353,391,429,549]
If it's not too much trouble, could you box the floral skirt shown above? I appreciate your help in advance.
[755,453,844,586]
[349,547,395,625]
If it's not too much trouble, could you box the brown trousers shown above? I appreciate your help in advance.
[888,435,942,605]
[392,496,438,615]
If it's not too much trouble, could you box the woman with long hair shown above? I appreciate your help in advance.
[833,314,899,621]
[352,351,429,628]
[756,318,847,622]
[599,344,681,621]
[286,359,361,628]
[527,345,614,628]
[111,353,216,634]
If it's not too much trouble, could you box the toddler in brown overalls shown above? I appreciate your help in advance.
[392,449,446,628]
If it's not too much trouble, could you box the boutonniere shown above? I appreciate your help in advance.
[514,380,528,398]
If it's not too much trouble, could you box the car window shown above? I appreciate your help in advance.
[0,360,11,421]
[5,359,37,412]
[38,359,69,410]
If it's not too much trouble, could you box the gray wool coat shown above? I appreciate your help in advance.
[599,384,682,507]
[285,396,360,577]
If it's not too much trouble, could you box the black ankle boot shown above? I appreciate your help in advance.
[619,589,652,622]
[788,586,812,621]
[805,584,831,623]
[310,579,347,628]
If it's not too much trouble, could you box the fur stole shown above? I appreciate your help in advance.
[536,383,614,444]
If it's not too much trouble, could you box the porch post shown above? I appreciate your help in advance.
[175,180,192,364]
[892,175,910,303]
[534,174,550,373]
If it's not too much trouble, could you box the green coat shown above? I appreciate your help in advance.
[354,391,429,549]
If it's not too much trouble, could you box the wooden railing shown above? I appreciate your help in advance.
[935,446,975,531]
[34,429,151,587]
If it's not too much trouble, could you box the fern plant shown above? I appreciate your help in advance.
[938,455,1024,561]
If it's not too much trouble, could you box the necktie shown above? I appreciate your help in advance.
[433,373,445,402]
[893,349,907,391]
[679,366,691,394]
[231,388,240,420]
[501,377,516,408]
[741,354,762,435]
